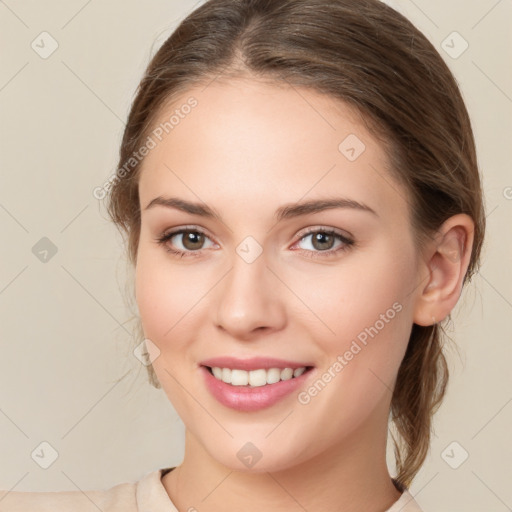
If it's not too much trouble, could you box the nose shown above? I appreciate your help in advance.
[214,249,287,340]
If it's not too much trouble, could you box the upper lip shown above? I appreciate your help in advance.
[200,356,313,371]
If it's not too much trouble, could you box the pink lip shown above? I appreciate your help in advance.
[200,356,311,371]
[200,364,314,412]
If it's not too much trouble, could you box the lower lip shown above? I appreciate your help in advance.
[201,366,312,412]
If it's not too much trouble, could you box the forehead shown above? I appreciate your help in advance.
[137,77,406,221]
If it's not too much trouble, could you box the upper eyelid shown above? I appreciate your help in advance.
[164,227,218,247]
[295,226,353,240]
[165,226,215,242]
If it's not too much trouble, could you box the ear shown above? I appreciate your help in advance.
[413,214,475,326]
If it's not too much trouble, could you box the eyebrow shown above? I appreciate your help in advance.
[144,196,378,221]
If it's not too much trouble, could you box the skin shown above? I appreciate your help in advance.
[134,76,474,512]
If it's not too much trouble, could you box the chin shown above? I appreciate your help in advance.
[200,435,314,475]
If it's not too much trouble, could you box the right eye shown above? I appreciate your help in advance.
[155,227,217,257]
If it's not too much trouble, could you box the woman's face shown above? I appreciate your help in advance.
[135,77,425,472]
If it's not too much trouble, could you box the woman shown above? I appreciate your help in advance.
[0,0,485,510]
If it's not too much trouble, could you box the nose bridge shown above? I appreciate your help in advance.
[214,242,286,337]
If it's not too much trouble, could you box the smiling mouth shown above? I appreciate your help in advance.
[204,365,314,387]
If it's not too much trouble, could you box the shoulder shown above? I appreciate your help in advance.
[0,468,174,512]
[0,481,136,512]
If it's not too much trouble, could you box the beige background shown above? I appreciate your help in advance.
[0,1,510,511]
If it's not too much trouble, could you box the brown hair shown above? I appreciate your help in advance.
[105,0,486,490]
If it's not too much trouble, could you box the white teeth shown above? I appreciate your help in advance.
[231,369,249,386]
[210,366,307,387]
[266,368,281,384]
[280,368,294,381]
[248,369,267,387]
[221,368,232,384]
[293,367,306,378]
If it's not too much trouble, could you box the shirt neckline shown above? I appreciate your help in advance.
[138,467,419,512]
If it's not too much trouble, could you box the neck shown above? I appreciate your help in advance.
[163,411,402,512]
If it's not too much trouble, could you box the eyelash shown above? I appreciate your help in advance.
[155,226,355,260]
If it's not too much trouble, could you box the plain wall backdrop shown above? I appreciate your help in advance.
[0,1,510,511]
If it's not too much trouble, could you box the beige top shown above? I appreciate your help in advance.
[0,467,424,511]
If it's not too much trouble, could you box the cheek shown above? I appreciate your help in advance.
[134,249,203,410]
[340,247,414,362]
[296,240,416,403]
[135,257,173,341]
[135,246,200,346]
[290,239,415,347]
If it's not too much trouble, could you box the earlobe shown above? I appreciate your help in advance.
[413,214,475,327]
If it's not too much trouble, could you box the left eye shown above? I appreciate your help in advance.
[294,229,353,253]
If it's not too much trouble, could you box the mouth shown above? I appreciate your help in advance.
[199,357,315,412]
[204,365,313,387]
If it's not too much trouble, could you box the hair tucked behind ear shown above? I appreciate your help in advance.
[105,0,485,489]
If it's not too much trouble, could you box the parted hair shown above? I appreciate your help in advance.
[106,0,485,489]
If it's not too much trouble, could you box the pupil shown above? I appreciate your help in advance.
[184,231,204,250]
[313,232,334,250]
